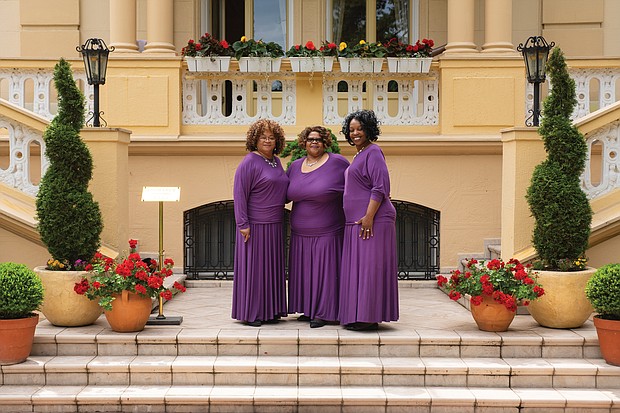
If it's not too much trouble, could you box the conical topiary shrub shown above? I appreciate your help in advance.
[526,47,592,270]
[35,58,103,267]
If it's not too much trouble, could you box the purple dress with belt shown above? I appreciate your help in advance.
[232,152,289,322]
[286,154,350,321]
[338,144,399,325]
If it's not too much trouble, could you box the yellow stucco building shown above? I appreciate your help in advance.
[1,0,620,276]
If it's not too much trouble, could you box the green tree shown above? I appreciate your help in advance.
[526,48,592,270]
[35,59,103,267]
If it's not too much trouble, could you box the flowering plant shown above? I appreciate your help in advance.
[384,37,434,58]
[286,41,321,57]
[437,258,545,312]
[338,40,387,58]
[319,41,339,57]
[74,240,186,311]
[232,36,285,60]
[197,32,232,57]
[181,39,202,57]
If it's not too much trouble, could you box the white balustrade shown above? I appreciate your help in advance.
[0,113,47,196]
[525,68,620,123]
[182,72,296,125]
[582,120,620,199]
[2,65,620,201]
[0,68,93,121]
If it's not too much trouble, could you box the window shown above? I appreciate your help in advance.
[253,0,287,47]
[331,0,412,44]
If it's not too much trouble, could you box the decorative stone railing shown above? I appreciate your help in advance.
[1,63,620,201]
[581,119,620,199]
[525,67,620,123]
[0,108,47,197]
[182,70,439,126]
[0,67,93,122]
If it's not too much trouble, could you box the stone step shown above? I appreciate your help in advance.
[3,355,619,389]
[31,323,602,360]
[0,384,618,412]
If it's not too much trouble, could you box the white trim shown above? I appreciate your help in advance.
[326,0,333,41]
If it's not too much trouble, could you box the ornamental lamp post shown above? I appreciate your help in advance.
[76,38,114,127]
[517,36,554,127]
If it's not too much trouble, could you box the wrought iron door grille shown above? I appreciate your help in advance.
[185,200,439,280]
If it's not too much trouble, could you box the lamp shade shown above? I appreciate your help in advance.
[517,36,554,83]
[76,38,112,85]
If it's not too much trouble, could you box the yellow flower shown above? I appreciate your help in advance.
[241,36,247,42]
[359,40,366,45]
[339,42,347,51]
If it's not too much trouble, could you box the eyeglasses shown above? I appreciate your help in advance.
[259,136,276,141]
[304,137,324,143]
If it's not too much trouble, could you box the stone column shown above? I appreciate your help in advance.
[143,0,176,53]
[482,0,516,53]
[82,128,131,255]
[500,128,546,259]
[110,0,138,53]
[444,0,477,54]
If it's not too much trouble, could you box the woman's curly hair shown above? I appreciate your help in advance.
[297,125,333,148]
[341,109,381,146]
[245,119,286,154]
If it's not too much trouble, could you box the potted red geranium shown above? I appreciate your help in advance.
[74,240,186,332]
[437,258,545,331]
[384,37,434,73]
[286,40,336,72]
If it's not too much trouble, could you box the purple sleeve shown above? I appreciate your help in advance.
[367,148,390,203]
[233,158,252,230]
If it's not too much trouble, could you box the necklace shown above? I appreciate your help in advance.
[306,153,324,167]
[354,143,370,159]
[257,152,277,168]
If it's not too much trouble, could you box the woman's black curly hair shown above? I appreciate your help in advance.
[245,119,286,154]
[341,109,381,146]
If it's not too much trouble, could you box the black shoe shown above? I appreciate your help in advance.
[297,315,311,322]
[245,320,261,327]
[346,322,378,331]
[310,319,327,328]
[263,318,279,324]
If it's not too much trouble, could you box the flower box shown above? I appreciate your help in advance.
[338,57,384,73]
[387,57,432,73]
[194,56,232,72]
[185,57,197,72]
[238,57,283,72]
[289,56,335,72]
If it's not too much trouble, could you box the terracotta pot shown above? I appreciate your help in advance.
[104,290,152,332]
[527,268,595,329]
[34,267,102,327]
[0,314,39,365]
[470,295,516,332]
[593,316,620,366]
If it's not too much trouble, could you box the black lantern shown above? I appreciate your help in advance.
[76,38,114,127]
[517,36,554,127]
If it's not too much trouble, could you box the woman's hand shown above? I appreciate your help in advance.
[240,227,250,243]
[355,216,374,240]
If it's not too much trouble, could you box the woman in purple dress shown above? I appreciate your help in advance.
[287,126,349,328]
[339,110,399,331]
[232,119,289,327]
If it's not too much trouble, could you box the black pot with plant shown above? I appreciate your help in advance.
[585,264,620,365]
[525,47,595,328]
[33,58,104,327]
[0,262,45,365]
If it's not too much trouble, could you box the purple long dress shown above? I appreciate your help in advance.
[232,152,289,322]
[339,144,399,325]
[287,154,350,321]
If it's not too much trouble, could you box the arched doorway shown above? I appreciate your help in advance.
[184,199,439,279]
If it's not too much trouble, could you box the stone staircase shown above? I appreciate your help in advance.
[0,285,619,412]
